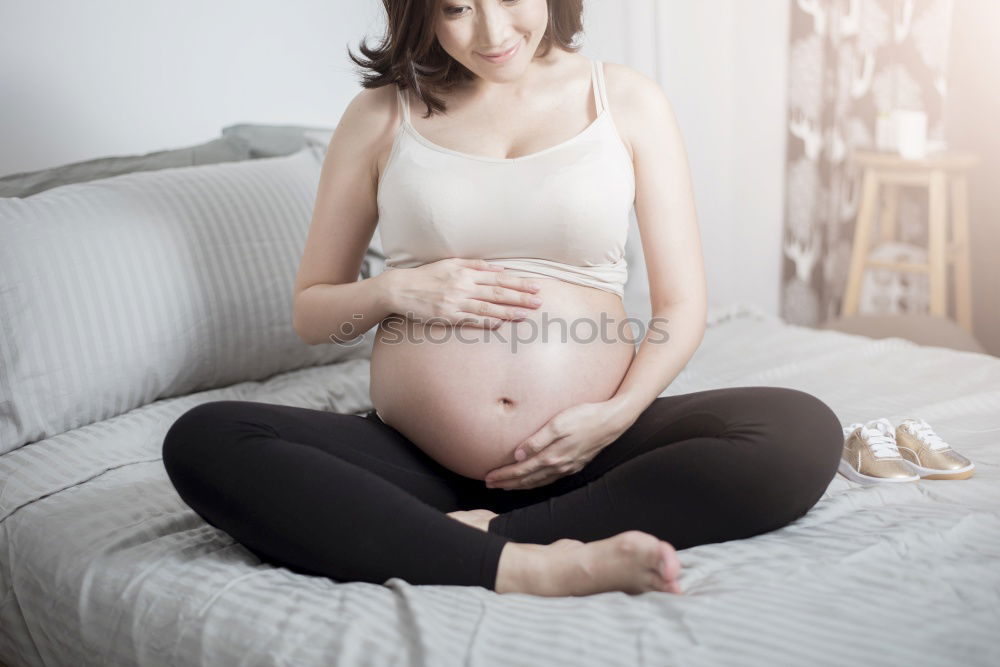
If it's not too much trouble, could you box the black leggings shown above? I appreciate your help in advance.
[161,386,843,591]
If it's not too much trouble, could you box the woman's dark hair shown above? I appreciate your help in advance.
[348,0,585,118]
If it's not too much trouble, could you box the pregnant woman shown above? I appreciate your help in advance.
[162,0,843,597]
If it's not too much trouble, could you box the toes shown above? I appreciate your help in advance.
[620,533,683,593]
[652,566,683,594]
[647,567,682,594]
[656,543,683,593]
[658,543,681,581]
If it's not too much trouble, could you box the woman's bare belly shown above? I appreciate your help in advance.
[369,276,638,480]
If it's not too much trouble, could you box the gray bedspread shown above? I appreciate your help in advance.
[2,303,998,666]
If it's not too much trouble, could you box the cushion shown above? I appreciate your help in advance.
[303,128,334,148]
[221,123,335,159]
[0,147,375,455]
[0,135,253,199]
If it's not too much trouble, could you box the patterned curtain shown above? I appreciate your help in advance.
[781,0,956,326]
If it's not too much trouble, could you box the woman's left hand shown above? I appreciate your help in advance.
[483,400,631,490]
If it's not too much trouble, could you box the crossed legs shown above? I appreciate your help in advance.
[161,386,842,592]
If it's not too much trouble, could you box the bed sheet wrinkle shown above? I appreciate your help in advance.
[460,596,489,665]
[194,569,270,618]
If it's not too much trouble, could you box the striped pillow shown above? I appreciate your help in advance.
[0,134,253,198]
[0,147,374,454]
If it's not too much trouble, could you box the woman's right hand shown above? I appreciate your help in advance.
[387,258,543,329]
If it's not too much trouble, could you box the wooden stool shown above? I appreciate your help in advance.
[841,149,980,333]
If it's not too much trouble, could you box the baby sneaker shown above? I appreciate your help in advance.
[895,417,975,480]
[838,418,920,485]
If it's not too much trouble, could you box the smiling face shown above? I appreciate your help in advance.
[434,0,550,82]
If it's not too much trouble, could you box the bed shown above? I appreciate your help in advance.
[1,301,998,666]
[1,129,998,666]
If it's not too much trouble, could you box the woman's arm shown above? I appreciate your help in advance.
[294,273,399,346]
[605,65,708,429]
[292,86,401,345]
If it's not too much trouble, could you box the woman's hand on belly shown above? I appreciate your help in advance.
[483,399,632,490]
[385,257,544,329]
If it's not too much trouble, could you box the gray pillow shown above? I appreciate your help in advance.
[0,134,252,199]
[303,128,334,148]
[221,123,335,159]
[0,147,374,455]
[221,123,386,279]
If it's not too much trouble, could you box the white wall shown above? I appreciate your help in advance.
[643,0,789,316]
[0,0,790,317]
[0,0,383,173]
[947,0,1000,354]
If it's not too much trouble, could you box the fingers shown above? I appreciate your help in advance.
[459,259,541,295]
[473,283,543,309]
[448,260,543,325]
[485,453,567,489]
[515,440,540,461]
[484,461,537,487]
[454,258,505,272]
[458,296,531,323]
[487,467,561,490]
[481,269,542,295]
[488,456,580,489]
[514,470,558,489]
[517,423,565,460]
[485,428,565,487]
[459,281,543,322]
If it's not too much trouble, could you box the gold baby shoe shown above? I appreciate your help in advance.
[838,418,920,485]
[895,417,975,480]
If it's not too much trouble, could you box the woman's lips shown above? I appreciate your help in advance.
[477,39,521,64]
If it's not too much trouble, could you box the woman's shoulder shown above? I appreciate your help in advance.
[599,61,676,161]
[347,84,402,131]
[599,61,661,98]
[600,61,672,118]
[325,85,403,171]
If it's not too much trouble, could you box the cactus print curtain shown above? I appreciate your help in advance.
[781,0,955,326]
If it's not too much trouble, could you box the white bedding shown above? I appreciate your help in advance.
[2,303,999,666]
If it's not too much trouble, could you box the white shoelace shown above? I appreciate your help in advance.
[903,418,949,450]
[844,418,901,459]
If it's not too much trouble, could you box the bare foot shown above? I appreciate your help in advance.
[495,530,682,597]
[447,509,499,533]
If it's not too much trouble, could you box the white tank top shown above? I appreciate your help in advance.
[375,58,635,299]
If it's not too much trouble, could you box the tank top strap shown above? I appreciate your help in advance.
[395,84,411,125]
[592,59,610,115]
